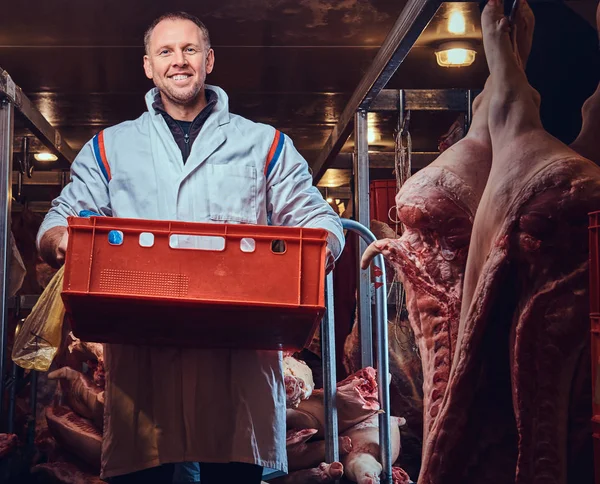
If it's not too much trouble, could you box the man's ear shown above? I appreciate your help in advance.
[206,48,215,75]
[143,55,153,80]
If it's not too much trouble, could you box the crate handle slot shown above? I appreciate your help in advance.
[271,240,287,254]
[169,234,226,251]
[240,238,256,253]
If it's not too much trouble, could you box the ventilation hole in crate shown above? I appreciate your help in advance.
[99,269,189,297]
[139,232,154,248]
[108,230,123,245]
[271,240,287,254]
[240,238,256,253]
[169,234,225,251]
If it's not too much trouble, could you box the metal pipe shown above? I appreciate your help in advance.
[7,361,17,434]
[340,219,392,484]
[7,305,21,434]
[27,370,38,448]
[398,89,405,130]
[321,271,339,464]
[353,110,373,369]
[466,89,473,134]
[0,97,14,430]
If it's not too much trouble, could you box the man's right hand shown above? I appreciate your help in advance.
[39,226,69,269]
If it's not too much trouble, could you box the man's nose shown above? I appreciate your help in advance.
[172,49,187,67]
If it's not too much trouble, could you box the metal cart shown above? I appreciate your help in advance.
[321,218,393,484]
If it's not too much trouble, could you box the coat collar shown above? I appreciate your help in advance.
[144,84,231,127]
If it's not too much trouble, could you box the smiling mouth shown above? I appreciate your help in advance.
[170,74,191,81]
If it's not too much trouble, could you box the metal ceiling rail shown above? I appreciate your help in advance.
[329,151,440,170]
[311,0,445,184]
[0,67,76,166]
[11,201,53,213]
[370,88,482,112]
[11,170,69,186]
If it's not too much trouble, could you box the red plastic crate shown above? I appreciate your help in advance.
[61,216,328,350]
[594,437,600,484]
[370,179,398,225]
[593,416,600,484]
[591,212,600,483]
[592,316,600,418]
[591,212,600,314]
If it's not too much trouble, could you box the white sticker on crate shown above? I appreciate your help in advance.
[169,234,225,251]
[139,232,155,247]
[240,238,255,253]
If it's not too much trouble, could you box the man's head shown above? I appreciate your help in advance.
[143,12,214,109]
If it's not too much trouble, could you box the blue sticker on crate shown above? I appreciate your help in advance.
[108,230,123,245]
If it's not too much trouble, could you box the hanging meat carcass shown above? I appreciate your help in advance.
[416,2,598,483]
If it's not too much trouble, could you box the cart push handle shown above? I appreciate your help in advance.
[321,219,392,484]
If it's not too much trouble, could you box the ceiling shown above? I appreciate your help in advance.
[1,0,599,193]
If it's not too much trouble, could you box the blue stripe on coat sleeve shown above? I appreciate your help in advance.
[266,132,286,178]
[92,134,110,183]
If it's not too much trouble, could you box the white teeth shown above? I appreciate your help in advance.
[172,75,189,80]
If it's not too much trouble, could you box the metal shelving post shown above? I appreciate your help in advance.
[0,80,14,429]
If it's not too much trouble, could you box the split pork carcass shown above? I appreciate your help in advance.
[414,1,599,483]
[360,80,494,449]
[360,0,597,481]
[359,3,536,455]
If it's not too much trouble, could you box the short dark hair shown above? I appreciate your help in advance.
[144,11,211,54]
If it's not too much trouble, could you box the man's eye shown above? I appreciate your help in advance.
[186,48,197,53]
[159,50,169,55]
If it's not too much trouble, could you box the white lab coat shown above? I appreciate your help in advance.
[37,85,344,478]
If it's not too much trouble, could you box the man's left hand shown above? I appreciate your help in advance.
[325,248,335,275]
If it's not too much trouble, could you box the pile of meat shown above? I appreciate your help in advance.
[270,355,409,484]
[281,359,410,484]
[28,332,106,483]
[33,341,410,484]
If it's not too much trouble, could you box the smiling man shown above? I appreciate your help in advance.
[36,11,344,484]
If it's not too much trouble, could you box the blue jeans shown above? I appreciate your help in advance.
[173,462,200,483]
[172,462,263,484]
[108,463,174,483]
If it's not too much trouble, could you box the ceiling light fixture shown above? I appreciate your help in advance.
[448,11,466,35]
[34,152,58,162]
[367,112,380,144]
[368,129,378,144]
[435,42,476,68]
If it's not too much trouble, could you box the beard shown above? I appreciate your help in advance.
[158,76,204,107]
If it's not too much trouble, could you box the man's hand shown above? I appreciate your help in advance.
[39,226,69,269]
[325,247,335,275]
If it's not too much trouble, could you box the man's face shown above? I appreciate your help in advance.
[143,19,214,106]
